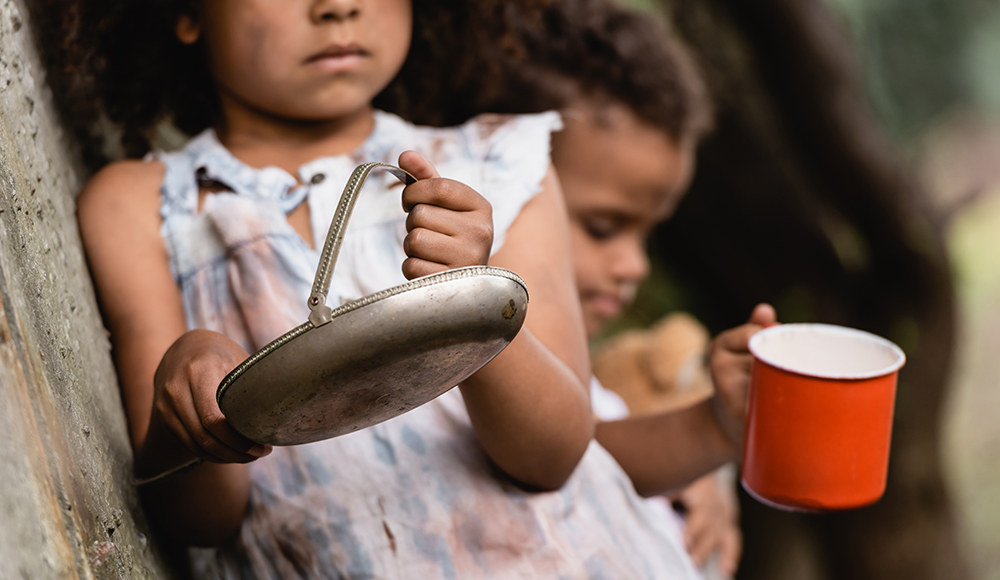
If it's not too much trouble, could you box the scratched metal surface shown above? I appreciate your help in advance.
[220,270,528,445]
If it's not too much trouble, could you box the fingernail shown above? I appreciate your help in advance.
[249,444,268,457]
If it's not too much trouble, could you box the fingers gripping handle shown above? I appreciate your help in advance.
[307,163,416,326]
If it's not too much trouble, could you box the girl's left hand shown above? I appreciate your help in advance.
[679,472,742,576]
[398,151,494,279]
[708,303,776,446]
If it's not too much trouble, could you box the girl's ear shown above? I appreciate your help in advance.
[176,14,200,45]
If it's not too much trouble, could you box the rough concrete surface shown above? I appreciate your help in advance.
[0,1,178,577]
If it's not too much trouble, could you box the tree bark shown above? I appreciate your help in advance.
[654,0,967,578]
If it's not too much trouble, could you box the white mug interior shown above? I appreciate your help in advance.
[748,323,906,380]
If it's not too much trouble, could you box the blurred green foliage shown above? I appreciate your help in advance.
[824,0,1000,147]
[607,0,1000,341]
[623,0,1000,144]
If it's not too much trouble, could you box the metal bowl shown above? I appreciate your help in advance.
[217,266,527,445]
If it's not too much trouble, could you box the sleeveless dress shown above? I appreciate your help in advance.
[156,110,699,580]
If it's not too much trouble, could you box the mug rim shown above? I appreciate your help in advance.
[748,323,906,380]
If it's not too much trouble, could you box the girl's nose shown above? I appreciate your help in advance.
[613,241,650,285]
[312,0,361,22]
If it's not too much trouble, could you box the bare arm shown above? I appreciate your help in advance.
[77,161,261,545]
[596,401,736,497]
[397,153,592,489]
[459,166,593,490]
[598,304,776,497]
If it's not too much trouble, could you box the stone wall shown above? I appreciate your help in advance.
[0,1,177,577]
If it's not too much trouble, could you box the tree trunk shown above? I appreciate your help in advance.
[0,1,181,577]
[653,0,967,578]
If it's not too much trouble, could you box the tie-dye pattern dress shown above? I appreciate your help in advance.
[155,110,699,579]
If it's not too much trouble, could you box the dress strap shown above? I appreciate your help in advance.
[153,129,310,219]
[150,144,200,221]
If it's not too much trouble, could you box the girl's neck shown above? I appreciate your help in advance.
[215,100,377,176]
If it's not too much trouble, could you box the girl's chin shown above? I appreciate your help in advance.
[584,307,619,338]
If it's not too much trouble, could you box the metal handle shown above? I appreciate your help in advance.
[307,162,416,326]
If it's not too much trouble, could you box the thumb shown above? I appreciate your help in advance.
[398,150,440,180]
[748,303,777,327]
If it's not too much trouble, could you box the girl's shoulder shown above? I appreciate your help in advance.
[77,159,165,223]
[459,111,563,137]
[77,159,167,257]
[398,111,563,158]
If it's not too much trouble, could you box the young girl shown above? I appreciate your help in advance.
[384,1,776,576]
[491,7,779,577]
[557,100,770,579]
[71,0,706,577]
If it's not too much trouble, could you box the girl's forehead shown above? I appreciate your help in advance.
[558,102,686,163]
[569,187,679,225]
[557,110,692,208]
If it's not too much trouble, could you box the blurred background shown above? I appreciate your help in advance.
[831,0,1000,577]
[611,0,1000,578]
[827,2,1000,577]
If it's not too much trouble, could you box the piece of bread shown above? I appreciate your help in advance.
[593,313,714,416]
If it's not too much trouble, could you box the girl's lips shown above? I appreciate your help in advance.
[305,44,369,72]
[584,293,625,322]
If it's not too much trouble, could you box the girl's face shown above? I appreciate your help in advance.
[180,0,412,123]
[553,102,695,339]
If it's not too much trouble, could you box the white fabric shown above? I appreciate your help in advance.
[590,376,631,421]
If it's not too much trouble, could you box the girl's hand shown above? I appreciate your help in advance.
[708,303,777,446]
[678,472,743,576]
[398,150,494,279]
[151,329,270,465]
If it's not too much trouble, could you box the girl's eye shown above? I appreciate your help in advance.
[584,219,620,241]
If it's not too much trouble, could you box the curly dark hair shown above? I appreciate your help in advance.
[31,0,207,167]
[33,0,547,169]
[380,0,713,145]
[33,0,706,170]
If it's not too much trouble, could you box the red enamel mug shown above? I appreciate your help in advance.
[741,323,906,512]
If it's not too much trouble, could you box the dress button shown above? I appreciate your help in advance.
[310,173,326,185]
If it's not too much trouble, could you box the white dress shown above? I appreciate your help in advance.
[155,110,699,579]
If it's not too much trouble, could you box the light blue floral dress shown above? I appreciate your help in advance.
[155,110,698,579]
